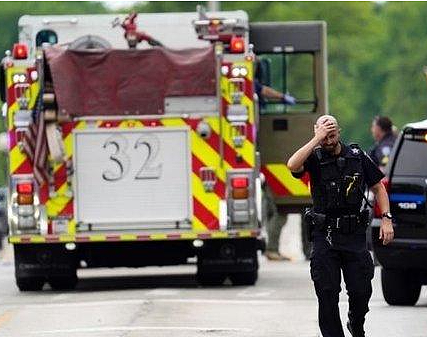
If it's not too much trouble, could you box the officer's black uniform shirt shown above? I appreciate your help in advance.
[291,143,384,251]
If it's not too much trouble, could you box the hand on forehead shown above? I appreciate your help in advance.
[316,115,338,127]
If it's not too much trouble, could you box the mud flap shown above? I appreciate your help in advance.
[14,244,77,280]
[197,238,259,275]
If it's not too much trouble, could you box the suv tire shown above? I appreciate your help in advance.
[381,268,421,306]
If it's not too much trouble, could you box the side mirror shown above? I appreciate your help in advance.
[255,58,271,87]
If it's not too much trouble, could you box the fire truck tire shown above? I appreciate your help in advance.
[16,277,45,291]
[229,270,258,286]
[196,272,226,286]
[48,273,78,290]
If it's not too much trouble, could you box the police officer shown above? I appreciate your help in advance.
[287,115,394,337]
[369,116,396,170]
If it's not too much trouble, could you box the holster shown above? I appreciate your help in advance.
[303,208,327,242]
[359,208,370,228]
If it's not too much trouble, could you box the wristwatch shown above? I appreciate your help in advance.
[382,212,392,219]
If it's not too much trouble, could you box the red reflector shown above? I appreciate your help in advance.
[230,36,245,53]
[231,177,248,188]
[17,182,33,194]
[12,43,28,60]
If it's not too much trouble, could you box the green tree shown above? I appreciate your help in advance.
[378,2,427,129]
[1,1,427,187]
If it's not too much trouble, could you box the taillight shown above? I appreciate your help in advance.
[12,43,28,60]
[230,36,245,53]
[232,188,249,199]
[231,177,248,189]
[17,182,33,194]
[17,181,34,205]
[373,177,389,218]
[231,176,249,200]
[229,174,251,224]
[17,194,33,205]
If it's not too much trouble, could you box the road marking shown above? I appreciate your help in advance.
[237,288,274,298]
[145,289,180,296]
[22,298,286,309]
[31,326,252,334]
[0,297,392,310]
[52,294,70,301]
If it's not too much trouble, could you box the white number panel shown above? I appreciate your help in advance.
[73,127,192,226]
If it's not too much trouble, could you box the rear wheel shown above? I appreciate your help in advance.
[16,277,45,291]
[381,268,421,306]
[229,270,258,286]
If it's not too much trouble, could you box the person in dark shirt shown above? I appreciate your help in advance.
[369,116,396,170]
[287,115,394,337]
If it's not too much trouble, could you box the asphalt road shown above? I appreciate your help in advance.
[0,216,425,337]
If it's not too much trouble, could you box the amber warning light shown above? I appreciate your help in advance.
[12,43,28,60]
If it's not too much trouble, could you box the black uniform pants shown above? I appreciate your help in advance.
[310,234,374,337]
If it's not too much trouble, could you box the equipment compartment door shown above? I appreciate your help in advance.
[73,127,192,229]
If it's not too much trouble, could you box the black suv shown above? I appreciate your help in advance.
[372,119,427,306]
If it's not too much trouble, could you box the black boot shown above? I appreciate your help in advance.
[347,321,365,337]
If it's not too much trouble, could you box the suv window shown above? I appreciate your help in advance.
[393,137,427,176]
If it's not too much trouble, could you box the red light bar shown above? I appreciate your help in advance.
[17,182,33,194]
[12,43,28,60]
[230,36,245,53]
[231,176,248,188]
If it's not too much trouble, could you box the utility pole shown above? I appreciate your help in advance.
[207,1,220,12]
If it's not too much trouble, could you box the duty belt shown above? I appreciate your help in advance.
[326,214,361,235]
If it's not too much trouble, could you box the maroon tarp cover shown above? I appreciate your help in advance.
[44,46,216,118]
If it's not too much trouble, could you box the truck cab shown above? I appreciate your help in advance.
[250,22,328,257]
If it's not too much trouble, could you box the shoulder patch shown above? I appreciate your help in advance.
[351,147,361,155]
[348,143,361,154]
[381,146,391,156]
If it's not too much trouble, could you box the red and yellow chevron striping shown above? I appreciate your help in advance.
[262,164,311,197]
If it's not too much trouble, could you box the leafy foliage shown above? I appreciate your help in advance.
[0,1,426,185]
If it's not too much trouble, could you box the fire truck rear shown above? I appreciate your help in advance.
[0,10,263,290]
